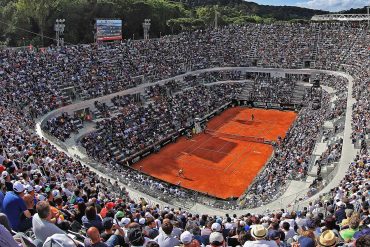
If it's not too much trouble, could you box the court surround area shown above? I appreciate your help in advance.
[133,107,297,199]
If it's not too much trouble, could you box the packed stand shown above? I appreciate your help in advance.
[189,71,243,84]
[145,80,183,98]
[0,153,369,246]
[248,76,296,104]
[255,23,318,68]
[93,101,111,119]
[81,83,241,163]
[43,112,84,141]
[31,24,367,209]
[0,24,368,247]
[239,90,334,208]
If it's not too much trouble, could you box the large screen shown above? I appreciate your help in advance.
[96,19,122,41]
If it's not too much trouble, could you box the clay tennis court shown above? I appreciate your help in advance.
[133,107,297,199]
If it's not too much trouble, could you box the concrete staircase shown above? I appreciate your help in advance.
[307,126,343,179]
[340,29,364,64]
[246,25,262,65]
[237,82,254,100]
[311,25,321,62]
[291,84,308,105]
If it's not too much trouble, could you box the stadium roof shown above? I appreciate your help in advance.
[311,14,370,22]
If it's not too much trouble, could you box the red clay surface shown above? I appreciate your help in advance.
[133,107,297,199]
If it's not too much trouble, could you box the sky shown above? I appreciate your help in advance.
[248,0,369,12]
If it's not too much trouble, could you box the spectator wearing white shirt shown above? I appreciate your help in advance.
[244,225,278,247]
[32,201,65,242]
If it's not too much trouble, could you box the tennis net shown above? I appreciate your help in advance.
[205,129,266,144]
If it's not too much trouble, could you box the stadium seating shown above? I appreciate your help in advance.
[0,22,368,246]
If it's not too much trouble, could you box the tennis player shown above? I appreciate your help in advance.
[178,168,184,178]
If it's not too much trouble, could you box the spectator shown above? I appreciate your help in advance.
[32,201,65,242]
[18,193,35,232]
[340,209,354,228]
[211,222,222,232]
[82,205,103,232]
[297,237,315,247]
[146,241,160,247]
[340,215,360,242]
[85,226,108,247]
[322,217,340,237]
[2,181,32,231]
[100,202,115,219]
[0,180,5,212]
[267,230,283,247]
[0,224,20,247]
[355,235,370,247]
[145,217,159,239]
[268,222,285,242]
[281,222,295,241]
[101,217,115,241]
[101,217,126,246]
[317,230,338,247]
[180,230,200,247]
[0,213,12,232]
[155,220,180,247]
[244,225,278,247]
[128,228,146,247]
[335,204,347,224]
[208,232,225,247]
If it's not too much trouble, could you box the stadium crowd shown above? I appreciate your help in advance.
[38,22,368,208]
[0,22,368,246]
[43,70,334,210]
[248,77,296,104]
[239,91,332,208]
[0,139,369,246]
[43,112,83,141]
[186,71,243,84]
[351,72,369,155]
[81,83,241,163]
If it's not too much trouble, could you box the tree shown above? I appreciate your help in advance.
[16,0,60,46]
[167,17,204,32]
[0,0,329,46]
